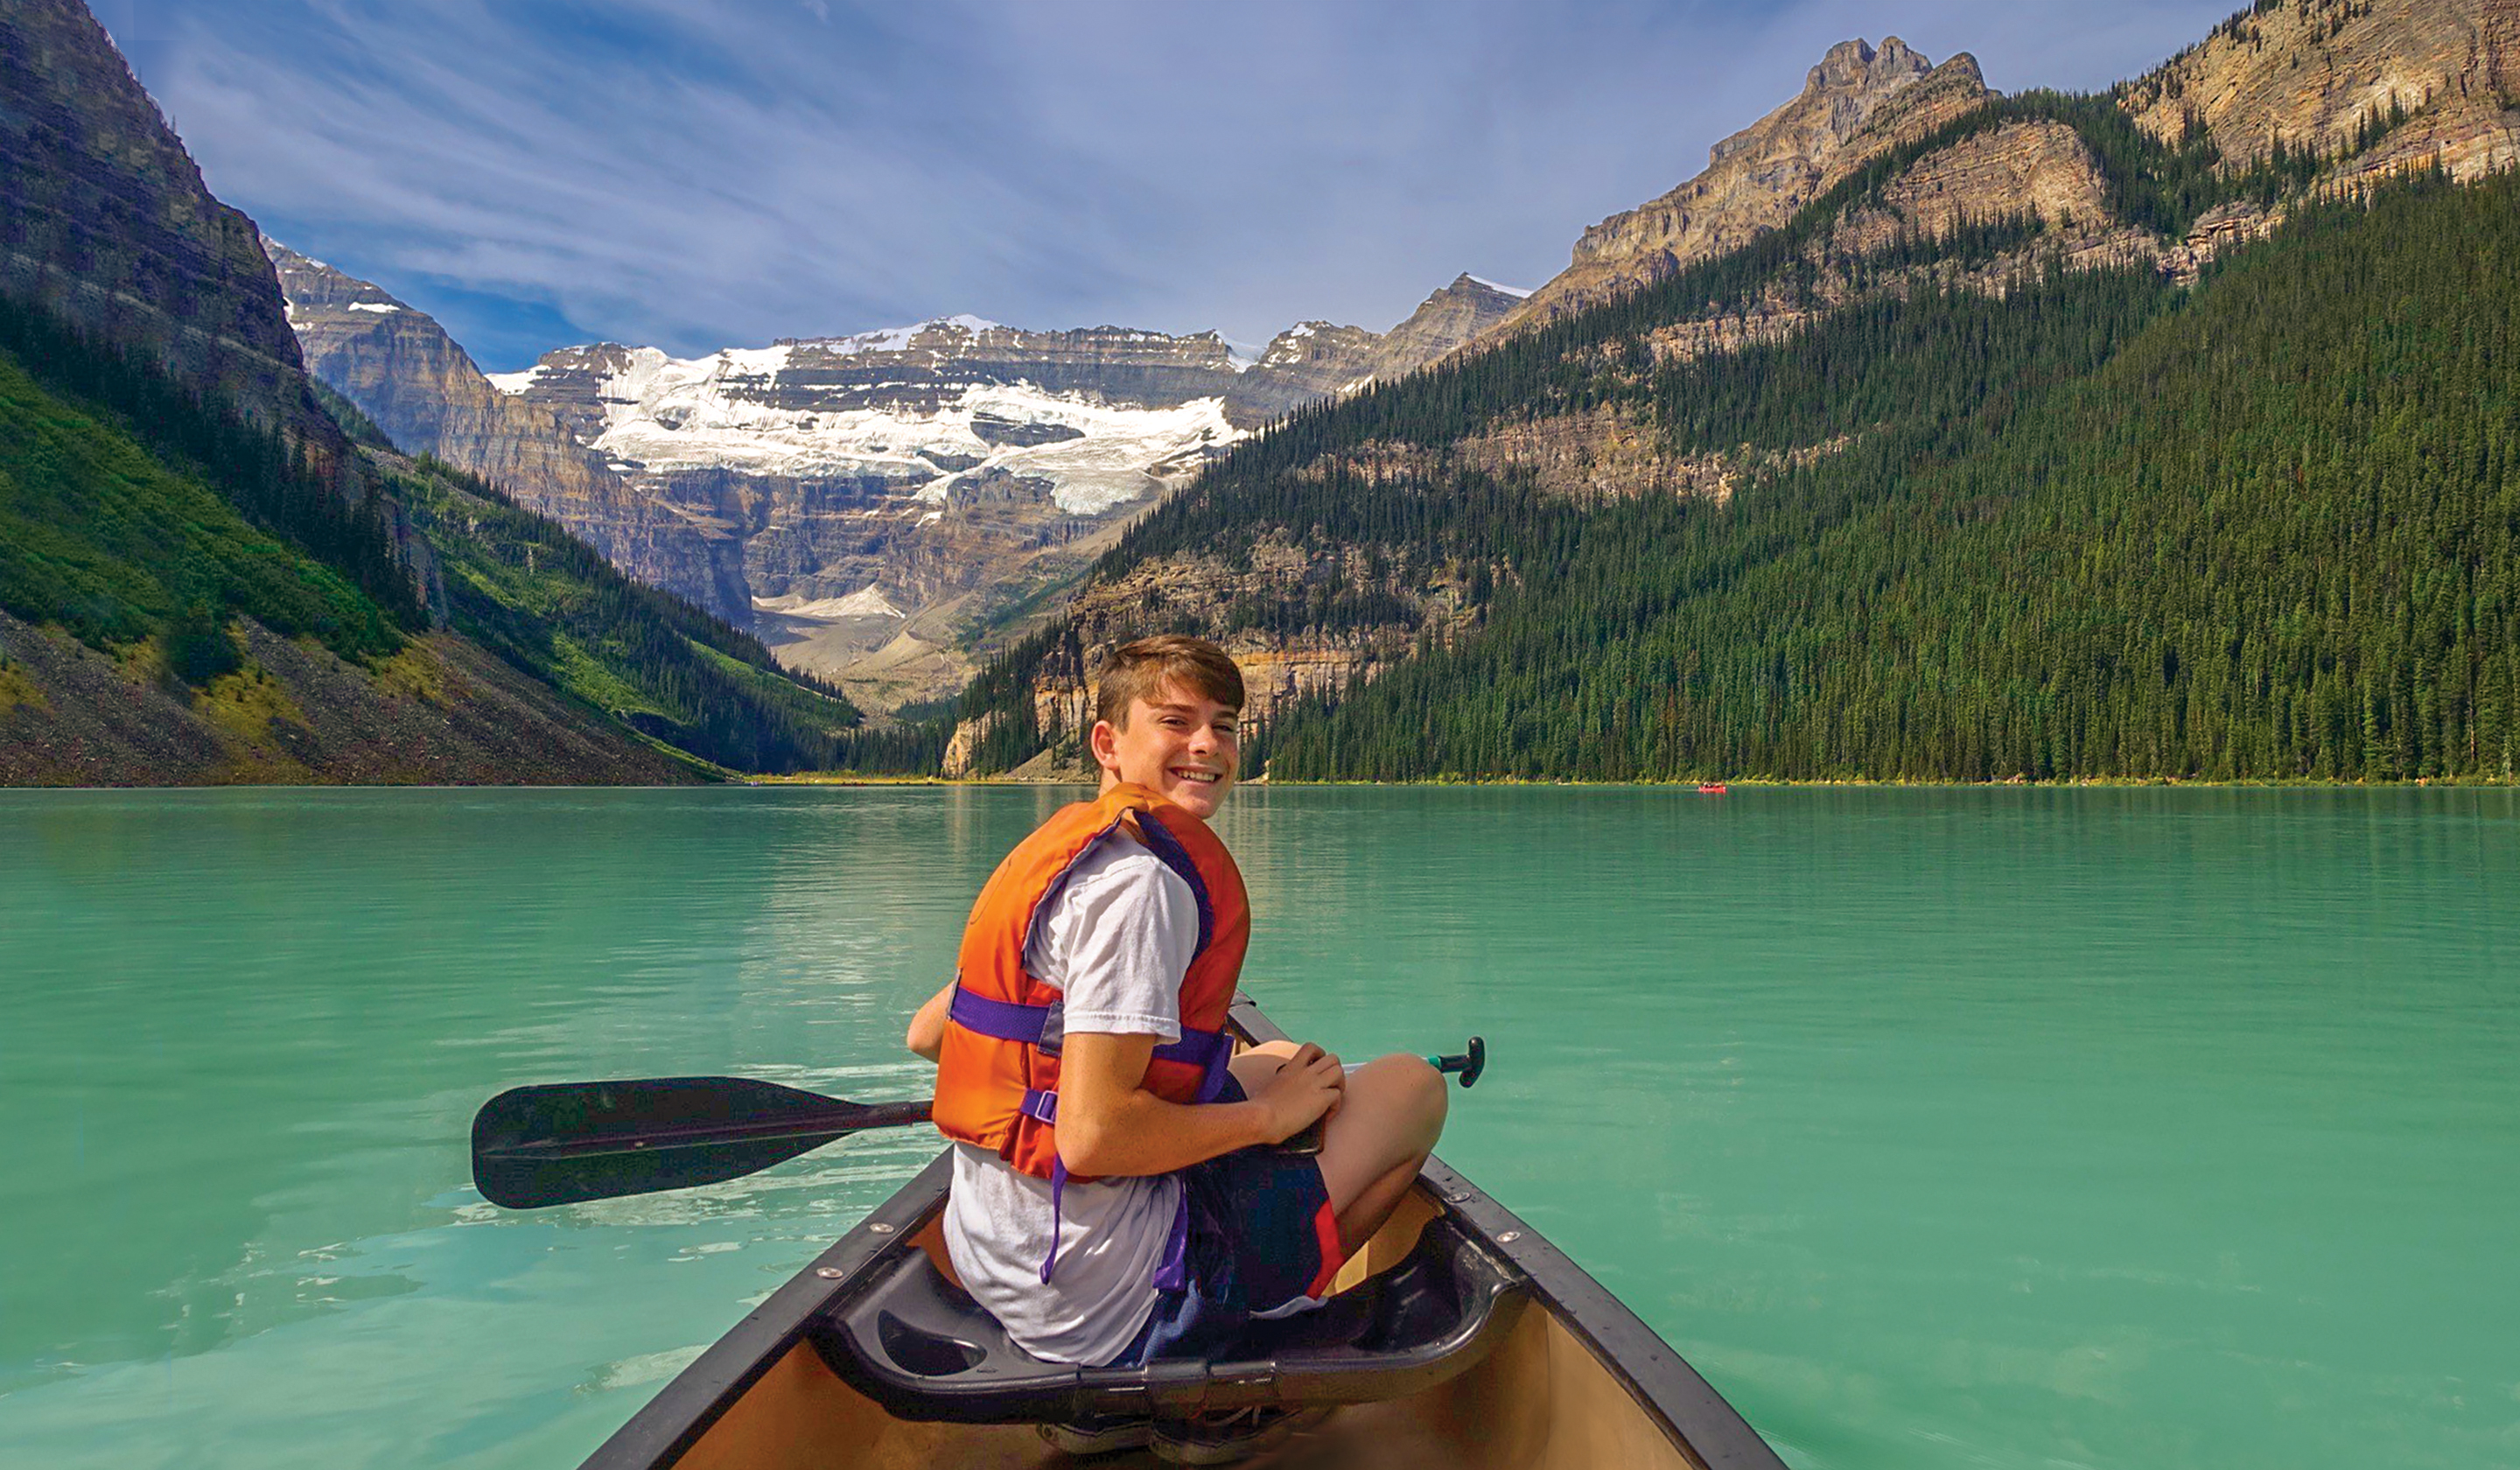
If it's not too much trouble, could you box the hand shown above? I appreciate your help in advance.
[1251,1042,1344,1144]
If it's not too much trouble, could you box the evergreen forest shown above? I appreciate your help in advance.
[959,162,2520,783]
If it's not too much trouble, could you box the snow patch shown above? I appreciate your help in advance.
[756,586,905,620]
[484,366,545,396]
[1467,276,1534,298]
[344,301,401,313]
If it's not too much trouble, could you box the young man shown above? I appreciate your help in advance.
[906,634,1447,1454]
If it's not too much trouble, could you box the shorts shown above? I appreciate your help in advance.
[1112,1084,1346,1366]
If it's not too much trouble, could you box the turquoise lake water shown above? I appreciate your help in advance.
[2,785,2516,1468]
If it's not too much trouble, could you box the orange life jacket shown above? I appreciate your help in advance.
[931,781,1250,1186]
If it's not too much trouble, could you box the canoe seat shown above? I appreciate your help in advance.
[805,1205,1530,1421]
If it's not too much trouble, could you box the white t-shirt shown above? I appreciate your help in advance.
[942,834,1200,1366]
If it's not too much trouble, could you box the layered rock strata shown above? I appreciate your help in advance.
[0,0,341,452]
[2122,0,2520,178]
[940,536,1487,776]
[1829,121,2111,252]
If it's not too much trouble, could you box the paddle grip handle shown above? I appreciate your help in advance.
[1428,1036,1486,1088]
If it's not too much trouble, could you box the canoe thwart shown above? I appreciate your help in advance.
[805,1204,1530,1422]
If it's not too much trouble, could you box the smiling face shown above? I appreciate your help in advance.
[1090,679,1240,819]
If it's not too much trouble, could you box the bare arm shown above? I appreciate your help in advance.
[905,981,954,1063]
[1056,1032,1345,1177]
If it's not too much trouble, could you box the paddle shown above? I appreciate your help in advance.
[471,1076,933,1210]
[473,1040,1490,1210]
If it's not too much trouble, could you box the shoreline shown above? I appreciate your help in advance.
[745,773,2517,790]
[4,774,2510,792]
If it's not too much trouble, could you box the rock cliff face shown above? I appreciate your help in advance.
[1494,39,1992,332]
[2122,0,2520,180]
[1213,277,1523,423]
[1222,321,1381,424]
[266,242,752,620]
[0,0,339,451]
[937,536,1480,777]
[1830,120,2112,252]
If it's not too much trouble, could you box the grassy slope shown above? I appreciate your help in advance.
[0,346,399,667]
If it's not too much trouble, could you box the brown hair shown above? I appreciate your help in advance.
[1094,634,1244,729]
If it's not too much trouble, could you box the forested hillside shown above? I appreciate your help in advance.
[1270,174,2520,781]
[954,146,2520,781]
[0,290,881,779]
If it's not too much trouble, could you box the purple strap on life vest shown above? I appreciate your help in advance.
[949,988,1053,1045]
[950,987,1232,1080]
[1151,1184,1194,1292]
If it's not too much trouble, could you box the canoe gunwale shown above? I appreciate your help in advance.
[575,994,1788,1470]
[578,1151,957,1470]
[1224,1000,1788,1470]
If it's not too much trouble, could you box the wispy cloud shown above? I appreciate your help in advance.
[93,0,2242,369]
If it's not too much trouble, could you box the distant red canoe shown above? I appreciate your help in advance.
[1698,782,1727,794]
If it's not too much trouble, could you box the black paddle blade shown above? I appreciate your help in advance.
[471,1075,933,1210]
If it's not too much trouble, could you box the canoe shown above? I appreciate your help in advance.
[573,997,1788,1470]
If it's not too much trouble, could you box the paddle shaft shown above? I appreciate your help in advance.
[490,1099,934,1162]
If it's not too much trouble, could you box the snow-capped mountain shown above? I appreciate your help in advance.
[487,323,1242,517]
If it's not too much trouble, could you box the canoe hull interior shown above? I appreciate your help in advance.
[674,1190,1710,1470]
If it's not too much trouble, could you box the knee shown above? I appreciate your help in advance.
[1371,1053,1448,1134]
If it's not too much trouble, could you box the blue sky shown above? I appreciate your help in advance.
[93,0,2243,372]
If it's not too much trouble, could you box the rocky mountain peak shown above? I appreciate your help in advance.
[1488,37,1990,335]
[1810,35,1926,94]
[1370,275,1524,378]
[265,242,751,618]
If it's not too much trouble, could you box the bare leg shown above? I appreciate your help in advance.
[1316,1055,1447,1255]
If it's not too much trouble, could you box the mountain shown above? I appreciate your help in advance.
[947,0,2520,784]
[280,264,1516,713]
[265,242,752,623]
[1367,275,1528,381]
[1490,38,1992,336]
[0,0,867,784]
